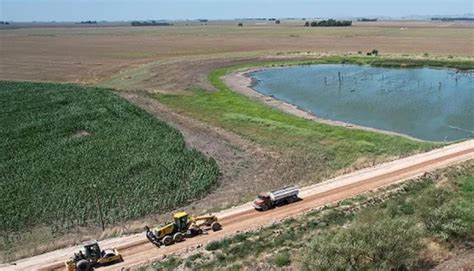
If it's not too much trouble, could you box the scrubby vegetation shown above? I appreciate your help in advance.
[0,81,218,238]
[145,162,474,270]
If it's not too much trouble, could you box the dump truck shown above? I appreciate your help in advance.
[65,240,123,271]
[253,186,299,211]
[145,211,222,247]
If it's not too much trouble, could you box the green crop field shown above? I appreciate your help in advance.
[0,81,218,236]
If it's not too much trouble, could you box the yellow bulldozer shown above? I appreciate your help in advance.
[65,240,123,271]
[145,211,222,246]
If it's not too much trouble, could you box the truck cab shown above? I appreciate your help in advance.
[253,193,272,211]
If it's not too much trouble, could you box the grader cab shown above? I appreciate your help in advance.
[145,211,221,247]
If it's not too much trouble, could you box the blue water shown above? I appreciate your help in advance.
[250,64,474,141]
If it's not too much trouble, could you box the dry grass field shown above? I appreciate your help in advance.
[0,21,472,85]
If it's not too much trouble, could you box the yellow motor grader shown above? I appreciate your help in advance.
[65,240,122,271]
[145,211,221,246]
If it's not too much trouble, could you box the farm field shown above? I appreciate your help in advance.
[0,81,218,261]
[0,19,473,265]
[0,21,473,85]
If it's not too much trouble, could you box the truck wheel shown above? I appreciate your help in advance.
[211,222,222,231]
[261,205,269,211]
[162,235,174,246]
[173,232,184,242]
[76,259,91,271]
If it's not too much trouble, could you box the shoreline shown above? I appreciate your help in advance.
[222,67,436,143]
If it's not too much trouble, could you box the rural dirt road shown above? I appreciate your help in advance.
[4,139,474,271]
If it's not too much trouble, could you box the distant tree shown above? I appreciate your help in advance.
[131,20,172,27]
[302,215,423,271]
[372,49,379,56]
[275,20,281,24]
[238,22,243,27]
[304,21,310,27]
[309,19,352,27]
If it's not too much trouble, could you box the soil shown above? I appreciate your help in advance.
[1,22,472,84]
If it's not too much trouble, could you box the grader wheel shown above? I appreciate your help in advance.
[162,235,173,246]
[211,222,222,231]
[173,232,184,242]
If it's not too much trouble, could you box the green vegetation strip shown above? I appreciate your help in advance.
[156,56,441,172]
[0,81,218,235]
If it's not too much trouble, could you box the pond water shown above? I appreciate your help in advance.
[250,64,474,141]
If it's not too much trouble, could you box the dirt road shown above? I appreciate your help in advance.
[4,139,473,271]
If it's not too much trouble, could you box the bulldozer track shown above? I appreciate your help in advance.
[5,140,474,271]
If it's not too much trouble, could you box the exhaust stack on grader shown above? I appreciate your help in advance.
[145,211,222,247]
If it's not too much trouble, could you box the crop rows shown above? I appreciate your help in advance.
[0,81,219,234]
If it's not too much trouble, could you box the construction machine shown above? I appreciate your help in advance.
[65,240,123,271]
[145,211,221,247]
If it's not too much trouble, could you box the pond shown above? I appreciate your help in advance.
[249,64,474,141]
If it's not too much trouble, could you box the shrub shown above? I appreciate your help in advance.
[304,21,310,27]
[238,23,243,27]
[425,198,474,240]
[301,215,423,270]
[206,241,223,251]
[372,49,379,56]
[274,251,291,267]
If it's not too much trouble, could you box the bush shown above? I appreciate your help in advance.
[372,49,379,56]
[302,215,423,270]
[206,241,223,251]
[425,198,474,240]
[274,251,290,267]
[304,21,310,27]
[238,23,243,27]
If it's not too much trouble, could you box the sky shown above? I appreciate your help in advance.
[0,0,473,22]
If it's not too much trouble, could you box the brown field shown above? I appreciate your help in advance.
[0,21,473,85]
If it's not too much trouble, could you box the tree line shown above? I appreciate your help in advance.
[131,20,173,26]
[304,19,352,27]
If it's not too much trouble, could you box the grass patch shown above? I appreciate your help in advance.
[0,81,218,236]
